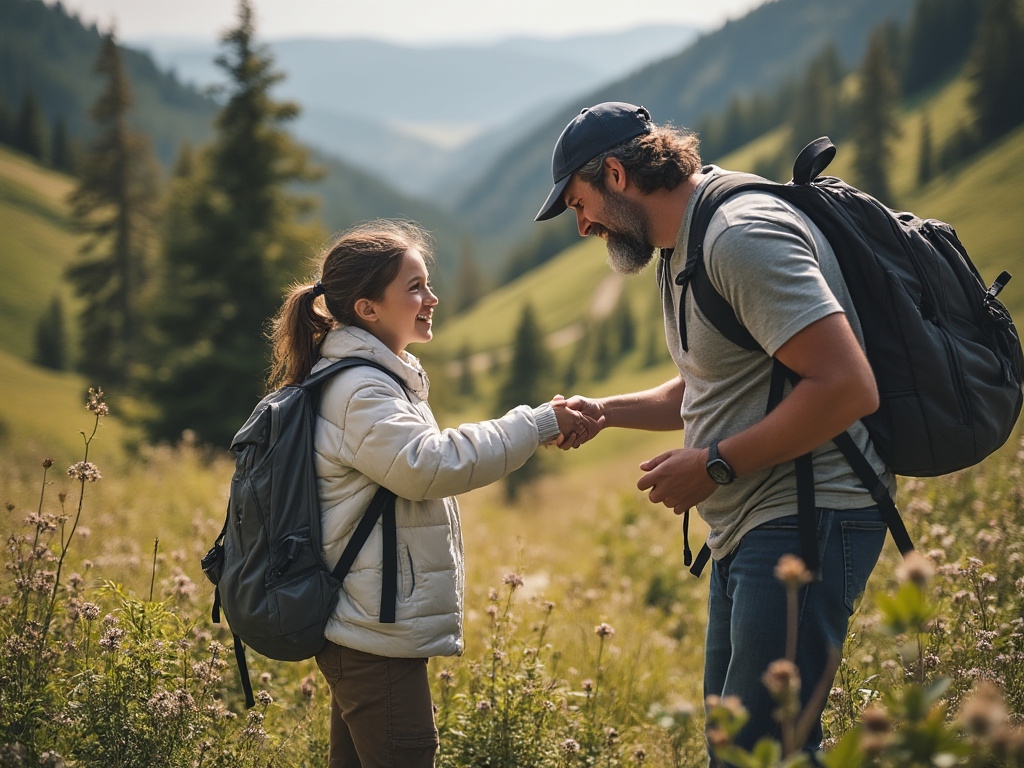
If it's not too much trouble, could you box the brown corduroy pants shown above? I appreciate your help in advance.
[315,642,438,768]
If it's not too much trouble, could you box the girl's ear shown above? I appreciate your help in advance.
[353,298,378,324]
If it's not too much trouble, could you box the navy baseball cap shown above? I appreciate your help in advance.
[535,102,653,222]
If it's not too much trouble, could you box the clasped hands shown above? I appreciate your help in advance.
[548,394,605,449]
[547,394,717,515]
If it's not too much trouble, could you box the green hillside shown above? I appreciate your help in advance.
[430,81,1024,436]
[2,73,1023,456]
[0,145,83,360]
[454,0,915,245]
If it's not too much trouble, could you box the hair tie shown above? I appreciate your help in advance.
[311,281,325,297]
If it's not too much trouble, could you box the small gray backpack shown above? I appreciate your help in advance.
[202,358,406,707]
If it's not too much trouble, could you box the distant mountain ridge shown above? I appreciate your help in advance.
[453,0,916,245]
[137,25,702,199]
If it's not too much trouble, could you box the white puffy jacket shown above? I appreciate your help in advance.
[312,326,559,658]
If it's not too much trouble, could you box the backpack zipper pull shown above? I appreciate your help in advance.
[988,271,1012,298]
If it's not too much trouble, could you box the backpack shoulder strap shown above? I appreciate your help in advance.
[303,357,410,395]
[680,138,839,352]
[679,171,777,352]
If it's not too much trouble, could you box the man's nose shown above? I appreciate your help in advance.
[575,209,592,237]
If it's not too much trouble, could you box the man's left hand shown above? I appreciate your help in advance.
[637,448,717,514]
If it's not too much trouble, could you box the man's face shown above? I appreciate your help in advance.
[563,176,656,275]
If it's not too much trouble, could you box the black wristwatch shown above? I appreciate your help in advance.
[706,441,735,485]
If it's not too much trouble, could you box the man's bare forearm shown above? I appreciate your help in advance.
[597,376,686,431]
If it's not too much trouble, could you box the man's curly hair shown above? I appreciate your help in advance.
[575,125,702,194]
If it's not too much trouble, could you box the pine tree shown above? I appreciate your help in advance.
[917,113,935,187]
[789,45,845,155]
[614,293,636,355]
[66,31,160,388]
[967,0,1024,144]
[143,0,321,445]
[33,295,67,371]
[903,0,983,95]
[50,116,77,174]
[497,303,550,500]
[852,25,902,206]
[457,343,476,397]
[453,238,485,313]
[13,91,48,162]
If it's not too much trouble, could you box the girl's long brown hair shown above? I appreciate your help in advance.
[267,220,433,389]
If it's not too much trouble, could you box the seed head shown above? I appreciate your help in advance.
[896,550,935,589]
[503,572,524,589]
[774,554,812,589]
[762,659,801,697]
[67,462,102,483]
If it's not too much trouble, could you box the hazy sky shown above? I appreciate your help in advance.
[56,0,767,45]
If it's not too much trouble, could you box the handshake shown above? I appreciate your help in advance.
[547,394,606,450]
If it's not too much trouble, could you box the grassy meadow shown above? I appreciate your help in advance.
[3,73,1024,765]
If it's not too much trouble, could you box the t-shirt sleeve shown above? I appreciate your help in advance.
[703,194,843,357]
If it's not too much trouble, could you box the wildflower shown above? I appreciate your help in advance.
[561,738,580,754]
[632,745,647,763]
[42,458,53,468]
[860,705,891,733]
[503,572,524,589]
[259,672,273,685]
[896,550,934,588]
[486,605,499,618]
[86,387,109,416]
[81,602,101,621]
[960,680,1008,737]
[774,554,812,589]
[762,659,801,697]
[595,622,615,638]
[300,673,317,700]
[707,726,730,749]
[476,700,492,712]
[98,626,125,651]
[581,679,594,692]
[256,690,273,707]
[488,588,499,601]
[605,726,619,744]
[436,668,455,686]
[67,572,84,590]
[67,462,101,483]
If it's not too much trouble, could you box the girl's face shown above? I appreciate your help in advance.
[358,248,438,355]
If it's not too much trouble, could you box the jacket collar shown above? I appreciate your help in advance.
[316,326,430,400]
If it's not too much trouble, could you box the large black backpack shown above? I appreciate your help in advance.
[201,358,407,706]
[670,137,1023,575]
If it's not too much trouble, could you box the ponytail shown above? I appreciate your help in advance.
[267,282,333,389]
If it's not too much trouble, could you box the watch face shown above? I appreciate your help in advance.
[707,459,733,485]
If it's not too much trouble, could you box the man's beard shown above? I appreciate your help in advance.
[596,189,656,276]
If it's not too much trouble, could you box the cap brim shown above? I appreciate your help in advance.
[535,175,572,222]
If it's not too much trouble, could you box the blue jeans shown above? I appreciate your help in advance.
[703,507,886,762]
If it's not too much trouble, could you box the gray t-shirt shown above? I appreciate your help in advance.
[661,167,895,558]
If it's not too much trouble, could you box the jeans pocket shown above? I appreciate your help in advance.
[841,520,887,612]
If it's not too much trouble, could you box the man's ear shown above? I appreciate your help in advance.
[603,157,628,192]
[353,298,378,324]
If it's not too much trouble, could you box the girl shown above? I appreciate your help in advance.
[268,220,590,768]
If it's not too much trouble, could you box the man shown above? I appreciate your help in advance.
[536,102,893,759]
